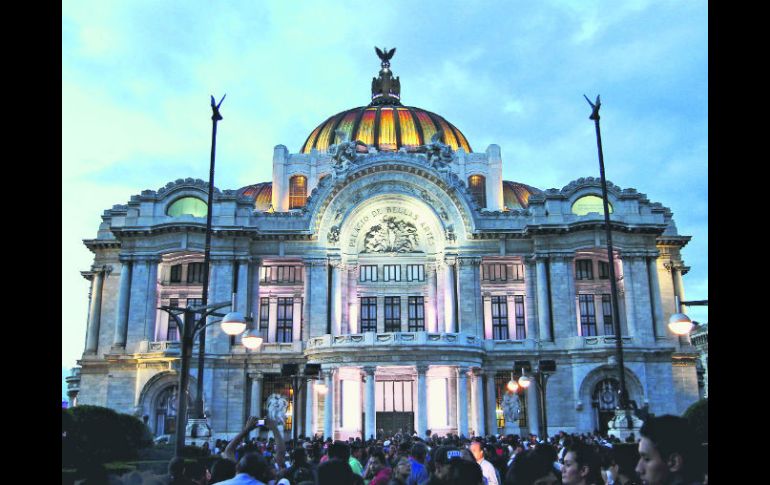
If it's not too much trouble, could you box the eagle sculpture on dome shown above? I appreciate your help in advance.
[375,47,396,65]
[371,47,401,105]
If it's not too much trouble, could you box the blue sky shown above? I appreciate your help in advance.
[62,1,707,385]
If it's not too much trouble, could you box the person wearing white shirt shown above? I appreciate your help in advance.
[470,441,499,485]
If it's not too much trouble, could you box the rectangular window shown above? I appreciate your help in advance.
[261,266,302,283]
[408,296,425,331]
[384,296,401,332]
[406,264,424,282]
[514,295,526,339]
[383,265,401,282]
[276,298,293,343]
[187,262,206,284]
[602,294,614,335]
[360,297,378,332]
[598,261,610,280]
[511,263,525,281]
[491,296,509,340]
[482,263,507,282]
[170,264,182,283]
[576,260,594,280]
[579,294,598,336]
[259,297,270,335]
[360,265,378,282]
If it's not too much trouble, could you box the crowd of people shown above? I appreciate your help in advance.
[157,414,706,485]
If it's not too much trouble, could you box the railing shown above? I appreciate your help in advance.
[306,331,482,350]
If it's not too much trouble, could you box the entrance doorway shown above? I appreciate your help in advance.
[375,378,415,438]
[592,378,619,435]
[377,412,415,437]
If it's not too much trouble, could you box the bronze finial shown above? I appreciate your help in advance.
[371,47,401,106]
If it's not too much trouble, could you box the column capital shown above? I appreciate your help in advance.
[250,256,262,266]
[235,256,252,264]
[80,270,95,281]
[328,257,343,269]
[457,256,482,267]
[118,254,134,263]
[444,254,458,266]
[470,367,484,377]
[304,258,327,267]
[248,371,264,380]
[362,365,377,376]
[415,364,430,374]
[90,264,113,274]
[456,366,470,377]
[132,254,161,263]
[619,251,648,260]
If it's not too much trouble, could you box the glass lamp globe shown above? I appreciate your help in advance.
[507,380,519,393]
[221,311,247,336]
[241,330,263,350]
[668,312,694,335]
[316,383,328,395]
[518,375,532,388]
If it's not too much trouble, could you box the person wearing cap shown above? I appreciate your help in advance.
[425,446,462,485]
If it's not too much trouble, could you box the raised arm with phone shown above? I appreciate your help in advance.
[221,416,285,467]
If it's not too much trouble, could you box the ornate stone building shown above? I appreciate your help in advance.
[72,51,700,441]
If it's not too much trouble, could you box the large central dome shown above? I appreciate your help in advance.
[300,47,472,154]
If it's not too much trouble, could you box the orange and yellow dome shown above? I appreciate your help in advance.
[300,105,472,154]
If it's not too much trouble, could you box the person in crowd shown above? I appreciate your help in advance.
[408,442,430,485]
[561,442,603,485]
[318,458,356,485]
[349,441,366,476]
[446,457,483,485]
[470,439,500,485]
[167,457,188,485]
[210,458,237,484]
[425,446,462,485]
[184,461,211,485]
[504,447,560,485]
[635,415,704,485]
[601,443,641,485]
[215,452,272,485]
[365,449,393,485]
[391,455,413,484]
[283,447,316,484]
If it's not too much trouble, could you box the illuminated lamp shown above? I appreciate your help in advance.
[221,311,247,335]
[668,312,694,336]
[518,373,532,389]
[507,379,519,393]
[241,329,263,350]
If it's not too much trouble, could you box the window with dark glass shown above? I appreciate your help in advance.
[468,174,487,208]
[491,296,508,340]
[406,264,424,282]
[261,266,302,284]
[170,264,182,283]
[187,262,205,284]
[360,265,378,282]
[579,294,598,336]
[383,265,401,282]
[598,261,610,280]
[289,175,307,210]
[482,263,507,282]
[602,294,614,335]
[259,297,270,337]
[514,295,526,339]
[408,296,425,331]
[167,298,179,341]
[384,296,401,332]
[360,297,378,332]
[575,259,594,280]
[511,263,525,281]
[276,298,293,342]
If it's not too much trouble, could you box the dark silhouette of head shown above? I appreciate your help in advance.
[447,457,483,485]
[236,452,271,481]
[328,440,352,461]
[318,458,354,485]
[210,458,236,483]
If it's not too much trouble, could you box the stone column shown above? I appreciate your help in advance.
[482,293,492,340]
[535,257,552,341]
[236,258,249,315]
[248,258,261,319]
[457,367,469,437]
[525,260,539,340]
[302,260,311,339]
[506,294,516,340]
[647,255,665,338]
[272,145,289,211]
[347,265,358,334]
[250,372,263,418]
[305,378,315,438]
[292,297,303,342]
[473,369,485,436]
[340,262,349,334]
[671,262,689,345]
[485,373,498,436]
[323,369,335,439]
[416,365,428,437]
[330,259,342,336]
[112,257,132,349]
[143,258,159,343]
[85,266,108,354]
[444,256,457,333]
[457,256,482,337]
[307,259,329,337]
[549,256,576,339]
[621,257,637,337]
[267,297,278,343]
[435,261,446,330]
[526,377,540,438]
[427,264,438,332]
[205,259,234,354]
[364,366,377,440]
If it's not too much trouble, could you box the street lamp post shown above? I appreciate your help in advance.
[159,300,248,457]
[584,95,634,433]
[514,360,556,440]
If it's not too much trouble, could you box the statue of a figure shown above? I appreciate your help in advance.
[265,393,289,426]
[502,391,521,424]
[419,130,454,170]
[328,129,364,174]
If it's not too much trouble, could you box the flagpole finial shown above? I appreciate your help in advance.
[211,94,226,121]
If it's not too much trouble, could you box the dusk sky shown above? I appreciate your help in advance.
[62,0,707,378]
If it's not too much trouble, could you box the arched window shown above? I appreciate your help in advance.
[468,175,486,208]
[289,175,307,209]
[167,197,208,217]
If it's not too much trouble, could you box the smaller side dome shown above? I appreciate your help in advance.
[239,183,273,211]
[502,181,541,210]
